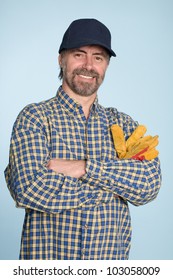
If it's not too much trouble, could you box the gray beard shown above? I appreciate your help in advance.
[63,68,104,97]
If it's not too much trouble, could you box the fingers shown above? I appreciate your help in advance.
[126,125,147,150]
[127,135,159,155]
[142,149,159,160]
[111,124,159,161]
[130,148,159,160]
[111,125,126,158]
[128,135,152,151]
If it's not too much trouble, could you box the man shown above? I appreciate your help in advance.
[5,18,161,260]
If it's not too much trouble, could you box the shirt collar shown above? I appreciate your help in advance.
[56,86,99,116]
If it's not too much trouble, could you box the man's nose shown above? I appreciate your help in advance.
[82,55,93,70]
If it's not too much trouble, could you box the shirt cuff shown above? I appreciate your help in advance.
[86,158,104,179]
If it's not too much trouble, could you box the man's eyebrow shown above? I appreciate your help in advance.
[93,51,107,57]
[71,49,86,54]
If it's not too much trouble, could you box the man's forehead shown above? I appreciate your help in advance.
[69,45,109,55]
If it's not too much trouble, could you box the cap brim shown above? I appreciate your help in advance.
[59,40,116,57]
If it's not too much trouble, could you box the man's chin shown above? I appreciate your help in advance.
[71,81,98,97]
[73,86,97,97]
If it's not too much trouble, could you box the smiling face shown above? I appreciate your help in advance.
[59,45,110,97]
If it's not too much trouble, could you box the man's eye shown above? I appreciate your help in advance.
[95,56,103,62]
[74,53,82,58]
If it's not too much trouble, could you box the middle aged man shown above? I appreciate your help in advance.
[5,18,161,260]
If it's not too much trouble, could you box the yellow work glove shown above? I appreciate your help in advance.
[111,124,159,160]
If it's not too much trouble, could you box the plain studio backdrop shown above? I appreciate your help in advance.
[0,0,172,260]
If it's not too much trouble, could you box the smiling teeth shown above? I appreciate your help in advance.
[79,75,93,79]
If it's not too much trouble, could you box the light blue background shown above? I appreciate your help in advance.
[0,0,172,260]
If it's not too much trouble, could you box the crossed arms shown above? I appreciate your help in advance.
[5,105,162,214]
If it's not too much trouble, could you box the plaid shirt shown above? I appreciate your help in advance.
[5,86,161,260]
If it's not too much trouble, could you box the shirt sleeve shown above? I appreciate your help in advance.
[81,108,162,206]
[83,157,161,206]
[4,105,99,214]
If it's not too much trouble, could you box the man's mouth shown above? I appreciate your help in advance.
[73,68,99,81]
[78,74,93,79]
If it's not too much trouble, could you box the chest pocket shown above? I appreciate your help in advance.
[45,108,118,161]
[47,117,87,160]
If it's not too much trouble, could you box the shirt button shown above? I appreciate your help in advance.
[84,224,88,229]
[82,248,85,260]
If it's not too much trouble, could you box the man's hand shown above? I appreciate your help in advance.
[47,159,86,178]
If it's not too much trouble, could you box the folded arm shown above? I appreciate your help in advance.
[4,107,99,214]
[82,157,161,206]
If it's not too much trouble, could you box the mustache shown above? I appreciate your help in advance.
[72,68,99,78]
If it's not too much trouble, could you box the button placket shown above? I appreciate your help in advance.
[95,191,102,205]
[82,248,85,260]
[81,212,90,260]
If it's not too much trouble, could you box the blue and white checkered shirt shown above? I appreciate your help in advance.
[5,86,161,259]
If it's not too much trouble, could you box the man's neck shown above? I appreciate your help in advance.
[62,84,97,119]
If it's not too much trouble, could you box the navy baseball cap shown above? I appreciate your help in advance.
[59,18,116,57]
